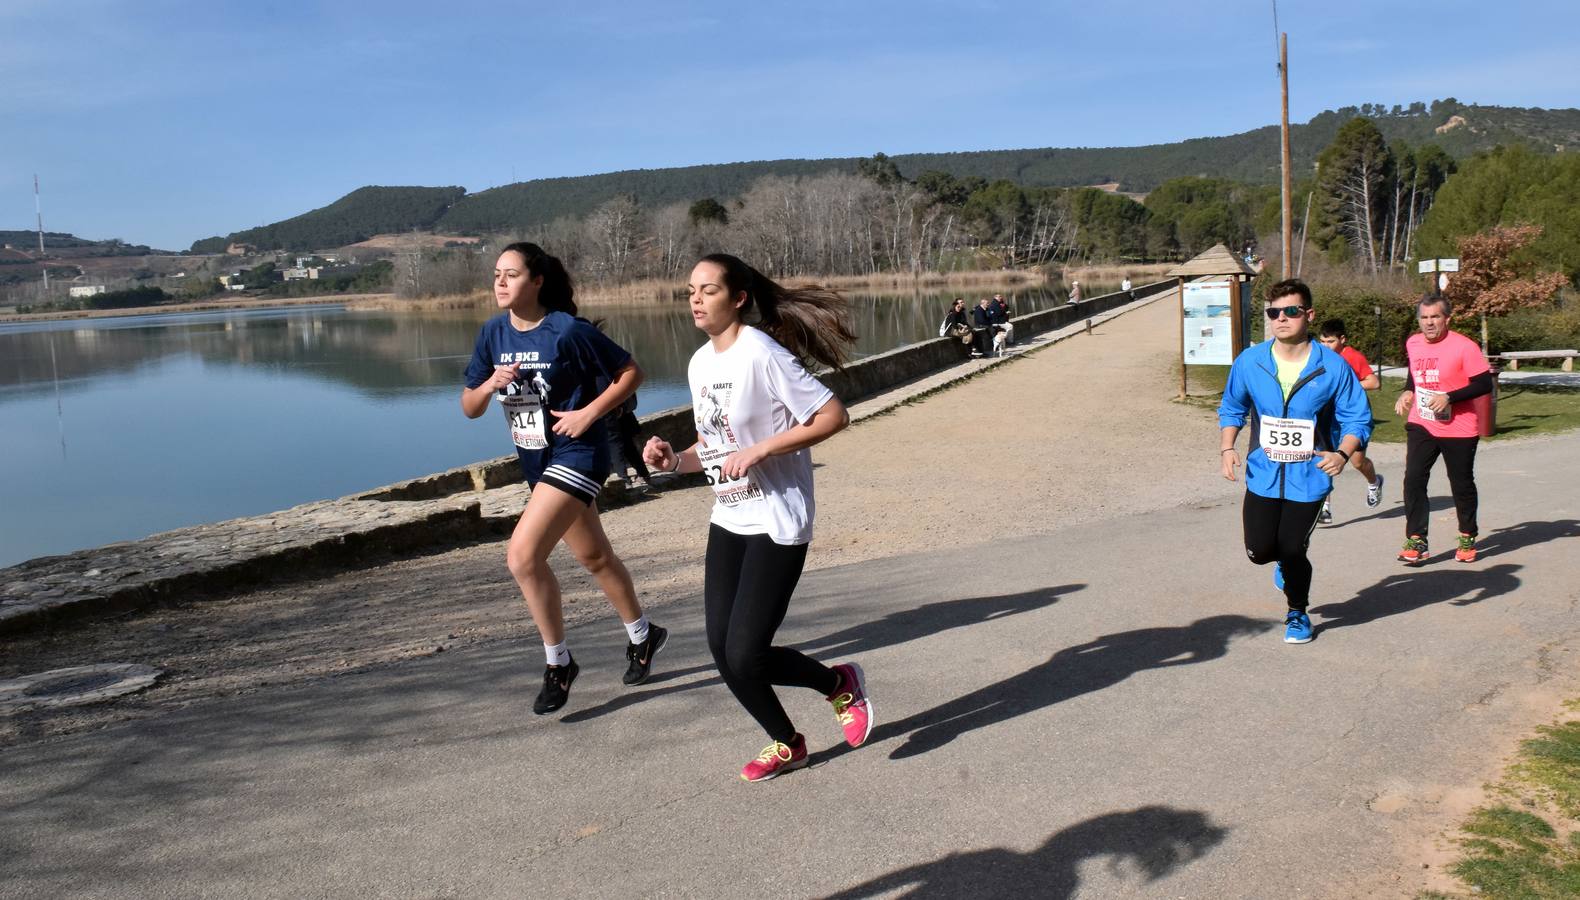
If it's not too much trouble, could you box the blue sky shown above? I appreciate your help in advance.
[3,0,1575,250]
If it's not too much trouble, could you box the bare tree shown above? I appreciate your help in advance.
[649,202,694,279]
[583,195,644,282]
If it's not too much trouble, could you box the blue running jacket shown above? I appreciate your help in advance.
[1217,340,1373,502]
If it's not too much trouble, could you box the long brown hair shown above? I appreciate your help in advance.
[699,253,857,371]
[501,241,576,316]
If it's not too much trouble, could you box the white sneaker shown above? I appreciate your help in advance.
[1366,474,1385,508]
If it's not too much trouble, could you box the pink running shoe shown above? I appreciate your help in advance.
[829,662,874,748]
[740,734,808,782]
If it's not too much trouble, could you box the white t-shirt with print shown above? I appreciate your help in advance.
[687,325,835,546]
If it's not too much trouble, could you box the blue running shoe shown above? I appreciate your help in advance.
[1273,562,1285,591]
[1283,610,1313,644]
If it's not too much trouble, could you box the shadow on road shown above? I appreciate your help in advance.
[854,614,1269,762]
[560,584,1083,724]
[1473,519,1580,560]
[822,805,1228,899]
[1337,494,1451,526]
[1309,563,1521,634]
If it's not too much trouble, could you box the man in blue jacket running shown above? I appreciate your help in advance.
[1217,279,1373,643]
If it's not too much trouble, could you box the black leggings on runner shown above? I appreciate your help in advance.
[1403,424,1479,539]
[1242,491,1325,611]
[705,524,840,744]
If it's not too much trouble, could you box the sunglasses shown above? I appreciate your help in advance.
[1264,304,1309,320]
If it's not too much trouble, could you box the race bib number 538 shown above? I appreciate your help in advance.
[1259,416,1315,463]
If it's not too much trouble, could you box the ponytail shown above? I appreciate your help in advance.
[502,241,576,316]
[699,253,857,371]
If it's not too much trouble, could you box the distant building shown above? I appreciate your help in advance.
[282,266,321,281]
[69,285,107,299]
[218,273,248,291]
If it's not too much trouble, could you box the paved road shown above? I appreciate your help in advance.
[3,430,1579,898]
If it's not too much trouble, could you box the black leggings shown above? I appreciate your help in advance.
[1242,491,1324,611]
[705,525,839,744]
[1404,424,1479,539]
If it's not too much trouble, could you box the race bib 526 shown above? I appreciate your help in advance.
[698,442,763,506]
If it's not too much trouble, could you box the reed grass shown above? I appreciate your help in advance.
[1059,262,1175,283]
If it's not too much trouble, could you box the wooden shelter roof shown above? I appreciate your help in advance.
[1165,243,1257,278]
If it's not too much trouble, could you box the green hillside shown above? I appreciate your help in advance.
[436,158,858,234]
[192,185,466,252]
[206,102,1580,247]
[0,231,161,256]
[890,102,1580,191]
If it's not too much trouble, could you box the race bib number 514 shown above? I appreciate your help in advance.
[501,394,548,451]
[1259,416,1315,463]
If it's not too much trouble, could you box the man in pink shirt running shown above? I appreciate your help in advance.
[1393,296,1493,564]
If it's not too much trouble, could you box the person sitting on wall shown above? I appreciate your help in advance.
[607,395,655,492]
[1068,281,1083,305]
[988,293,1015,350]
[939,297,972,343]
[970,297,995,358]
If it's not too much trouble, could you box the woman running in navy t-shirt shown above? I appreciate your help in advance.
[462,242,666,715]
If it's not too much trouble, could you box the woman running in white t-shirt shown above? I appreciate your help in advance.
[643,253,874,782]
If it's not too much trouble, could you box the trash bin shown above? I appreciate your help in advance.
[1473,362,1499,437]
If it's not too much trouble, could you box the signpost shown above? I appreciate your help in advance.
[1418,258,1459,296]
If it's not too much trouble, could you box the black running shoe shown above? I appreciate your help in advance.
[622,624,668,686]
[533,656,579,715]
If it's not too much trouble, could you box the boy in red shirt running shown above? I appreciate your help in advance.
[1317,319,1384,522]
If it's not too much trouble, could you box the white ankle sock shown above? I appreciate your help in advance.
[544,641,571,667]
[624,615,649,645]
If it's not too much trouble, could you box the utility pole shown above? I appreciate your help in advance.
[1279,34,1292,278]
[35,174,49,292]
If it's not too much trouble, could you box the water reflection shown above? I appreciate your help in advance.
[0,283,1112,565]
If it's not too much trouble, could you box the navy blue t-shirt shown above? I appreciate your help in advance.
[464,311,633,478]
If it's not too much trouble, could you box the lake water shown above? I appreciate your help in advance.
[0,284,1106,566]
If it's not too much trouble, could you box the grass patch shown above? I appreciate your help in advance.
[1370,378,1580,443]
[1435,702,1580,898]
[1512,719,1580,817]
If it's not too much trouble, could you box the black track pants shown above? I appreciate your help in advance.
[1403,424,1479,539]
[704,525,840,744]
[1242,491,1325,611]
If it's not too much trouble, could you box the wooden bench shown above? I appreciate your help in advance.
[1497,350,1577,372]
